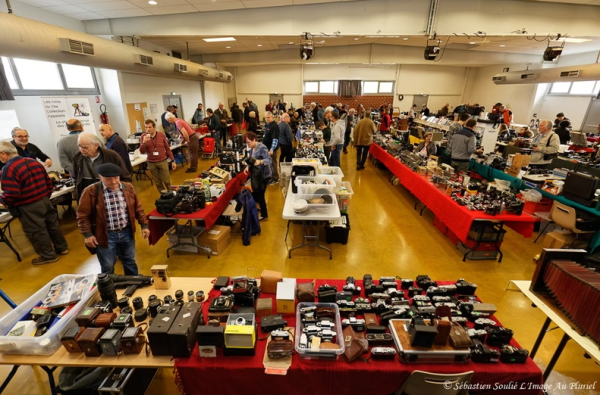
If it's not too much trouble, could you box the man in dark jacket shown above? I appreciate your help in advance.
[99,124,132,174]
[343,108,355,154]
[278,113,294,163]
[232,104,244,136]
[243,102,251,125]
[206,108,222,153]
[215,102,229,146]
[262,111,280,184]
[0,127,53,172]
[450,118,482,173]
[72,132,132,199]
[555,120,571,145]
[77,163,149,275]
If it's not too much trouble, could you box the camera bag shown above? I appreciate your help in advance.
[155,193,180,216]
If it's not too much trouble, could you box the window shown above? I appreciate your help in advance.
[303,80,338,94]
[363,81,379,94]
[61,64,96,89]
[549,80,600,96]
[361,81,395,94]
[1,57,18,90]
[2,57,99,96]
[304,81,319,93]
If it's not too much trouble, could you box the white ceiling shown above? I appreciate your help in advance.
[16,0,600,20]
[139,34,600,56]
[17,0,366,20]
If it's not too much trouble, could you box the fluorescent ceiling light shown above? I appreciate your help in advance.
[354,38,359,41]
[289,42,294,44]
[257,44,262,47]
[203,37,236,42]
[469,42,476,44]
[365,35,399,38]
[499,44,506,47]
[148,0,158,4]
[225,46,231,49]
[403,37,408,40]
[562,38,591,43]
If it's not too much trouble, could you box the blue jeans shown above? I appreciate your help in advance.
[96,228,138,275]
[329,144,343,167]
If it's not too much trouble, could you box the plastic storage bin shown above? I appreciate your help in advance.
[295,176,337,195]
[295,302,344,360]
[325,214,350,244]
[318,166,344,185]
[334,181,354,214]
[292,194,338,212]
[0,274,97,355]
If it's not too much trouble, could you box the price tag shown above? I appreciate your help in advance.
[183,313,191,318]
[162,317,170,322]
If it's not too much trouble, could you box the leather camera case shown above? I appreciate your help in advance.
[75,307,101,327]
[296,281,316,303]
[120,326,146,355]
[61,326,86,353]
[94,312,117,328]
[433,318,452,346]
[342,326,367,362]
[267,339,294,359]
[364,313,386,334]
[77,327,106,357]
[449,323,473,348]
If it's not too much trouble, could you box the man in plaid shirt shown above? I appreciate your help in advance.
[77,163,149,275]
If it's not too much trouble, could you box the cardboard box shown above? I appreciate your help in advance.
[198,225,231,256]
[511,153,531,168]
[256,298,273,317]
[276,279,296,315]
[261,270,283,294]
[209,167,230,184]
[542,230,576,249]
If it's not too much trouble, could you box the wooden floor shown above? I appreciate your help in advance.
[0,149,598,394]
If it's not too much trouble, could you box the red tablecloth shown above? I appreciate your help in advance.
[175,279,542,395]
[147,172,247,245]
[369,144,537,243]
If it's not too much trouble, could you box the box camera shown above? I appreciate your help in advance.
[486,327,514,346]
[471,340,500,363]
[499,345,529,363]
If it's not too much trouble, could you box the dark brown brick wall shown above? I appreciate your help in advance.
[303,95,394,111]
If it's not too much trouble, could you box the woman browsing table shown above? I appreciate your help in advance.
[416,131,437,158]
[244,132,272,221]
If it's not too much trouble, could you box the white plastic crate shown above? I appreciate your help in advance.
[318,166,344,185]
[294,175,337,195]
[0,274,97,355]
[295,302,344,360]
[292,194,338,212]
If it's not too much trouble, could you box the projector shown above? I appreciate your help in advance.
[424,46,440,61]
[543,46,563,61]
[300,44,314,61]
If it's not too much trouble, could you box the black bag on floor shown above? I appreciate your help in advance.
[57,367,111,395]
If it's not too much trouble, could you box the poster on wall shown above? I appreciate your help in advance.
[42,97,97,144]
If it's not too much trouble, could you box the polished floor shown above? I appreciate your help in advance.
[0,148,598,394]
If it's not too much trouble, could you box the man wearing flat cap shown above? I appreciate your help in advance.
[76,163,150,275]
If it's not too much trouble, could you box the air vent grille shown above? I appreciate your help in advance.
[520,73,536,80]
[174,63,188,73]
[199,69,209,76]
[492,76,506,82]
[134,54,153,66]
[59,38,95,56]
[560,70,580,77]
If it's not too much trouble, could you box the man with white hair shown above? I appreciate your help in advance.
[72,132,131,199]
[166,112,200,172]
[530,120,560,165]
[56,118,104,174]
[0,141,68,265]
[215,102,229,146]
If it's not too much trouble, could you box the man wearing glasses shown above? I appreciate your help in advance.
[0,127,52,172]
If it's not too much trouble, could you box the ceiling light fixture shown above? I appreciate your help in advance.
[257,44,262,47]
[562,37,591,43]
[202,37,236,42]
[499,44,506,47]
[226,46,231,49]
[289,42,294,44]
[354,38,359,41]
[469,42,476,44]
[148,0,158,4]
[403,37,408,40]
[300,32,315,61]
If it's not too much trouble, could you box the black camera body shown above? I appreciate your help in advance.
[486,327,514,346]
[499,345,529,363]
[208,295,234,312]
[471,340,500,363]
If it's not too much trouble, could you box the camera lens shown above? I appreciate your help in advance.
[175,290,184,301]
[148,295,157,302]
[187,291,194,302]
[118,297,129,309]
[121,306,133,315]
[164,295,173,305]
[196,291,205,302]
[148,300,162,318]
[132,297,144,311]
[134,309,148,322]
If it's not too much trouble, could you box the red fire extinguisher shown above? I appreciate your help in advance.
[100,104,109,124]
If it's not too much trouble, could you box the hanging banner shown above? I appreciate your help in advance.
[42,97,97,144]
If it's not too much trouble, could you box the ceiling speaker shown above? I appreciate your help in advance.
[424,46,440,61]
[543,46,563,62]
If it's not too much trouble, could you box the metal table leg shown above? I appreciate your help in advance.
[40,366,58,395]
[531,317,552,359]
[288,221,332,259]
[0,220,20,262]
[0,365,19,394]
[543,334,570,382]
[166,220,211,258]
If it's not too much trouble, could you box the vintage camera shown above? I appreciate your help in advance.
[500,345,529,363]
[471,340,500,363]
[401,279,414,289]
[341,317,365,332]
[432,296,452,303]
[408,286,423,297]
[467,328,487,341]
[318,284,337,293]
[208,294,234,313]
[371,298,391,312]
[474,318,497,330]
[370,347,397,359]
[390,297,409,306]
[451,316,468,326]
[416,275,437,290]
[408,317,438,348]
[455,279,477,295]
[343,277,361,295]
[486,327,514,346]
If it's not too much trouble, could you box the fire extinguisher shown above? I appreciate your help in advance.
[100,104,109,124]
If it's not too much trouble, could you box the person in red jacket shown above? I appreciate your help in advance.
[379,108,391,132]
[140,119,177,192]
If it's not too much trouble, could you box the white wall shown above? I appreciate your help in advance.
[119,72,205,133]
[463,64,539,124]
[536,95,591,130]
[95,69,127,140]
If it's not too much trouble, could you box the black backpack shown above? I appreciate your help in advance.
[155,193,180,216]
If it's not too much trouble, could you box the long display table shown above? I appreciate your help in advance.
[369,144,537,246]
[175,278,543,395]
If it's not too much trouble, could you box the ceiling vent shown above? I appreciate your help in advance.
[520,73,536,80]
[492,76,506,82]
[59,38,94,56]
[134,54,153,66]
[227,75,233,81]
[560,70,581,77]
[199,69,209,76]
[218,72,224,79]
[174,63,188,73]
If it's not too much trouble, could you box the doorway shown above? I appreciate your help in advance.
[412,95,429,110]
[269,94,284,106]
[162,95,184,120]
